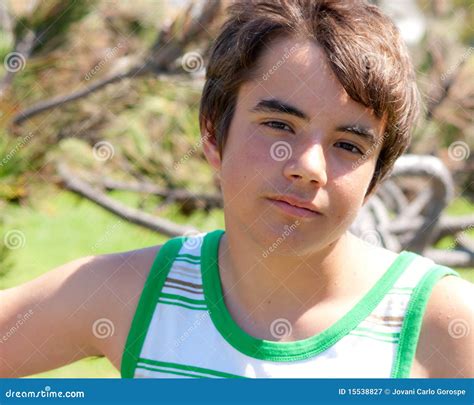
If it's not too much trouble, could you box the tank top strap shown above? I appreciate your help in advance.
[390,262,460,377]
[121,234,186,378]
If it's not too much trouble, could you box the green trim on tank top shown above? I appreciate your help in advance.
[121,236,185,378]
[391,265,460,378]
[136,358,246,379]
[201,229,418,362]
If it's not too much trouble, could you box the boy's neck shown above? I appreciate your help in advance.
[217,227,376,340]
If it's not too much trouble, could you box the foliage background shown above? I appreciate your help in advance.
[0,0,472,377]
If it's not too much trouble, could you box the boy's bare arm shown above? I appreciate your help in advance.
[415,276,474,378]
[0,245,160,377]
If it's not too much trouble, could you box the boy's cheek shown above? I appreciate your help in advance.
[224,133,274,174]
[329,177,367,221]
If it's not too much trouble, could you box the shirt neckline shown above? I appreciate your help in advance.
[201,229,417,362]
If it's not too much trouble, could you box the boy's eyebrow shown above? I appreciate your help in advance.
[250,98,378,144]
[249,98,310,121]
[335,125,378,145]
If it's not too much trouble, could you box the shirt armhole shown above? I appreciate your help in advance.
[391,265,460,378]
[121,237,184,378]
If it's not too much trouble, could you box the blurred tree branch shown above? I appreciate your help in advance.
[98,177,222,212]
[1,0,96,94]
[11,0,221,125]
[57,162,198,237]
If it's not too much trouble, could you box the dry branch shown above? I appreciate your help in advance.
[57,163,198,237]
[99,178,222,211]
[12,0,221,125]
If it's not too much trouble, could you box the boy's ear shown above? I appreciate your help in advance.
[201,120,221,171]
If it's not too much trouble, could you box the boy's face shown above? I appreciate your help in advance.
[203,36,386,255]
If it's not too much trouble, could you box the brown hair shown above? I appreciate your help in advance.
[199,0,420,195]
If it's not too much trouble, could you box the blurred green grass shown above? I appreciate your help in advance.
[1,186,472,377]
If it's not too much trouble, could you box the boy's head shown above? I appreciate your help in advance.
[199,0,420,251]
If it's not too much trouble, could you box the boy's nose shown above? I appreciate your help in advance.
[283,143,328,186]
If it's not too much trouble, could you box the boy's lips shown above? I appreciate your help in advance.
[267,195,323,218]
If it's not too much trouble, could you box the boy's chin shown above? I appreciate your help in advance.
[255,222,321,254]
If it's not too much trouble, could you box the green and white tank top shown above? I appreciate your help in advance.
[121,229,459,378]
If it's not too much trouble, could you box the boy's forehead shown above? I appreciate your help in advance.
[241,40,377,125]
[248,38,350,106]
[258,37,334,80]
[235,36,385,133]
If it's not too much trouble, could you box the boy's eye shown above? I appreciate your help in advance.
[262,122,363,155]
[334,141,363,155]
[262,121,293,132]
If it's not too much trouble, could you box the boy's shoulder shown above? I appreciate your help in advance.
[355,238,473,377]
[414,271,474,377]
[0,243,163,377]
[81,243,163,371]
